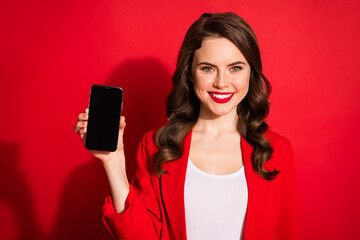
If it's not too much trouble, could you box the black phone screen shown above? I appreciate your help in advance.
[85,84,123,152]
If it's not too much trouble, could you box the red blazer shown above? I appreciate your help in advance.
[103,129,299,239]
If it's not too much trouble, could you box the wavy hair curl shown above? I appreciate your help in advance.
[154,12,279,180]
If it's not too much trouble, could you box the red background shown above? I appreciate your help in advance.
[1,0,359,239]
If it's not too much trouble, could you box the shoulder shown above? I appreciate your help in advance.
[263,129,294,169]
[142,129,158,141]
[135,129,160,168]
[265,129,292,152]
[262,129,295,176]
[138,129,160,151]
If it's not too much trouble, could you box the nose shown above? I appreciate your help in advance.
[213,71,228,89]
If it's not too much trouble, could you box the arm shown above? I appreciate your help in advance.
[102,131,162,239]
[103,154,130,214]
[74,110,162,239]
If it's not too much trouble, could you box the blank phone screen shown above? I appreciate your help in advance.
[85,84,123,152]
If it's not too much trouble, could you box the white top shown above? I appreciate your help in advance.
[184,158,248,240]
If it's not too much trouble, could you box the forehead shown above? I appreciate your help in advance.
[193,37,248,64]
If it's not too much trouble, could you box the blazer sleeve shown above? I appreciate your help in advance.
[275,141,300,240]
[102,131,162,239]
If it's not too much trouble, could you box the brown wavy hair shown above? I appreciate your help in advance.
[154,12,279,180]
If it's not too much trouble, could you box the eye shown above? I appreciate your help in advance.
[200,66,214,72]
[230,66,243,72]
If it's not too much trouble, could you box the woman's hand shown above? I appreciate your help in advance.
[73,108,126,164]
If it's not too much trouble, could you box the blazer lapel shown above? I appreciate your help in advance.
[160,129,192,239]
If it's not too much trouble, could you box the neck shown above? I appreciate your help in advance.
[194,108,239,134]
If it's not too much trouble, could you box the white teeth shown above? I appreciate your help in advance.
[210,93,233,99]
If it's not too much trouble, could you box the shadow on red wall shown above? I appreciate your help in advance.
[48,58,171,239]
[0,143,45,240]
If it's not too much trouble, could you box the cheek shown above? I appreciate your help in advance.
[233,74,250,100]
[193,74,213,91]
[233,74,250,91]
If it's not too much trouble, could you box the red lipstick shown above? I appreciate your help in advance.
[208,92,235,104]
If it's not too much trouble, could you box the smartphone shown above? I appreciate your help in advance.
[85,84,123,152]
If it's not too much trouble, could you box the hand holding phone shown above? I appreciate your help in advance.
[74,86,130,214]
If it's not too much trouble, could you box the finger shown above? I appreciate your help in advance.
[79,128,85,136]
[119,116,126,130]
[73,122,82,133]
[79,128,86,143]
[117,117,125,150]
[78,112,88,121]
[73,121,87,134]
[85,108,89,113]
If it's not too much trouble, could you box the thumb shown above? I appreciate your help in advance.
[117,116,126,150]
[119,116,126,135]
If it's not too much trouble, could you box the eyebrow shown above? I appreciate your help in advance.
[196,61,247,67]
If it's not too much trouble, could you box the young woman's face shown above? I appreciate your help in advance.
[191,37,251,118]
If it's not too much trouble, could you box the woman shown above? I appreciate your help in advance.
[74,12,299,240]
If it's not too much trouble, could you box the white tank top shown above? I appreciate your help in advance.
[184,158,248,240]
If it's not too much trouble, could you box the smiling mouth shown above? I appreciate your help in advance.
[208,92,235,103]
